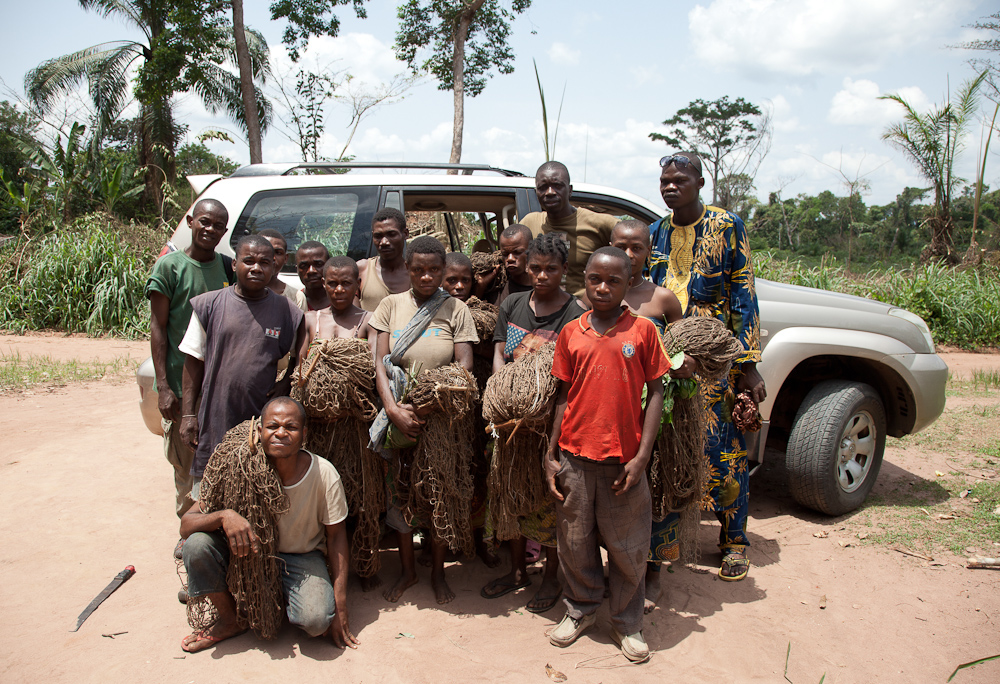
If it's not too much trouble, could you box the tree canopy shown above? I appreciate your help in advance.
[394,0,531,164]
[650,96,770,208]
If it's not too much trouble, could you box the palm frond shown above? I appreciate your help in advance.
[194,63,273,136]
[25,41,143,114]
[79,0,147,39]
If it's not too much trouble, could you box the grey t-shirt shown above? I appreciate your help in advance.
[182,287,304,477]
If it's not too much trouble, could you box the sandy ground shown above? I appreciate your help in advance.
[1,337,999,683]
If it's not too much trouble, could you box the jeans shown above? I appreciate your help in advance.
[183,530,336,637]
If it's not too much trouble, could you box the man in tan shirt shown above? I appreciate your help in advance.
[519,161,617,298]
[178,397,357,653]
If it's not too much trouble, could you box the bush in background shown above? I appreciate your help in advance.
[756,253,1000,349]
[0,213,167,338]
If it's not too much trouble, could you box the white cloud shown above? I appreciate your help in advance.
[827,78,930,128]
[548,42,581,67]
[273,33,410,87]
[688,0,973,79]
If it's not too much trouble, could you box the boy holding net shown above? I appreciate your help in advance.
[611,219,697,613]
[544,246,671,663]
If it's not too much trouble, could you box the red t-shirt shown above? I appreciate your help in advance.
[552,309,671,463]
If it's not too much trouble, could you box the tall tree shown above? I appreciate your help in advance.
[958,12,1000,100]
[232,0,368,163]
[649,96,771,207]
[24,0,270,203]
[394,0,531,166]
[880,73,986,262]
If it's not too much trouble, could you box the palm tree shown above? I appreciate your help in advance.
[880,72,986,262]
[25,0,271,206]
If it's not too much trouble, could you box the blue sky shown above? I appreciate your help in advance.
[1,0,996,209]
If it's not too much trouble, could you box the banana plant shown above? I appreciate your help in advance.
[93,159,143,214]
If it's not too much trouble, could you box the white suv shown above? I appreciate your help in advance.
[137,161,948,516]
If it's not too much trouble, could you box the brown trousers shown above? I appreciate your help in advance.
[555,451,652,636]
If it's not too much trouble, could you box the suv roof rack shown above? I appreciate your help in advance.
[229,162,526,178]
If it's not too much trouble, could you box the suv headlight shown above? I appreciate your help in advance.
[888,308,935,352]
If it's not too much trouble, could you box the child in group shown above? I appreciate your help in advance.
[299,256,375,356]
[369,236,479,605]
[437,250,500,569]
[442,252,474,302]
[610,219,696,613]
[481,233,586,614]
[544,246,671,663]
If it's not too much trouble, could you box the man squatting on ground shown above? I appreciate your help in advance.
[519,161,618,301]
[146,199,231,520]
[179,397,358,652]
[545,246,673,663]
[648,152,766,582]
[178,235,305,494]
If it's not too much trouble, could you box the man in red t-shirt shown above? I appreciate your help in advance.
[544,246,671,663]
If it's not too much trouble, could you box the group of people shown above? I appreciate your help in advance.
[146,155,763,662]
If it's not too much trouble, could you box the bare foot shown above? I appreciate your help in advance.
[359,573,383,592]
[382,572,418,602]
[432,570,455,604]
[644,565,662,615]
[180,620,244,653]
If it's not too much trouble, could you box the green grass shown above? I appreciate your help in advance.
[756,254,1000,349]
[0,352,137,392]
[0,214,154,338]
[851,376,1000,556]
[972,368,1000,390]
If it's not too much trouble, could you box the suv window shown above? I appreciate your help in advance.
[401,189,521,252]
[232,186,378,267]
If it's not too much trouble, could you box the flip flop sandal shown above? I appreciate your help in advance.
[525,588,562,614]
[480,576,532,599]
[719,554,750,582]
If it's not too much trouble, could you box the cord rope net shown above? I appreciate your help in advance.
[481,343,558,542]
[187,418,288,639]
[652,316,744,564]
[396,364,479,555]
[291,338,385,577]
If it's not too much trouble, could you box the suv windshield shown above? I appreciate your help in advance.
[231,186,378,267]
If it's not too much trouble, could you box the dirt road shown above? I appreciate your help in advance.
[1,337,998,683]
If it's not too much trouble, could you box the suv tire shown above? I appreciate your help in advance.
[786,380,886,515]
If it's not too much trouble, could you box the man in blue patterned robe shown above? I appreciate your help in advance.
[648,152,766,581]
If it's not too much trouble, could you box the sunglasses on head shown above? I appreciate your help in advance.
[659,155,692,169]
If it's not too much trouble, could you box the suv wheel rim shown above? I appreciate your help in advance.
[837,410,876,494]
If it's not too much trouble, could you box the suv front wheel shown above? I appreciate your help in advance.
[786,380,886,515]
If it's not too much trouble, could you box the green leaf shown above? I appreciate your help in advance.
[669,351,685,370]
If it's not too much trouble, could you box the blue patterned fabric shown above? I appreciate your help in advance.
[648,206,761,553]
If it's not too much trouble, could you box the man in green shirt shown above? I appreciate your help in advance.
[145,199,231,520]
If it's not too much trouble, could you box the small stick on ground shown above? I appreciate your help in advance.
[892,547,934,562]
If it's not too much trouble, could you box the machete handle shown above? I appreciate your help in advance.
[118,566,136,580]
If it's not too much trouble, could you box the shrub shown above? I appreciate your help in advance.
[756,253,1000,349]
[0,214,158,338]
